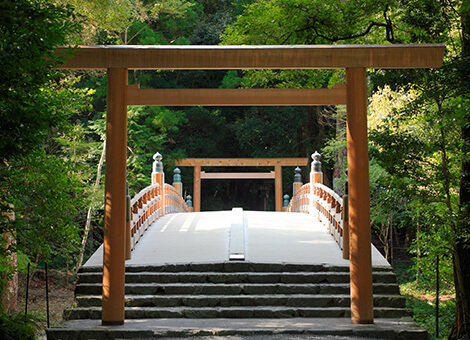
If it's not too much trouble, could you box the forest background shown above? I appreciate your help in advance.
[1,0,469,339]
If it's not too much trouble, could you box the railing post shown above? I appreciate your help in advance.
[293,167,302,197]
[310,151,323,217]
[186,195,193,212]
[173,168,183,196]
[310,151,323,184]
[152,152,165,216]
[125,180,131,260]
[283,194,290,212]
[342,169,350,259]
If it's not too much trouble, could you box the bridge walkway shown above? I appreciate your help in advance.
[85,210,389,268]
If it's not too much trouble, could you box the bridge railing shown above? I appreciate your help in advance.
[285,152,349,260]
[127,153,192,255]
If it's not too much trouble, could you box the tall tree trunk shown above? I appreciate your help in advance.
[449,2,470,338]
[75,141,106,273]
[1,205,17,312]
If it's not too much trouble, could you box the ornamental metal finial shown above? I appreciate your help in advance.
[173,167,182,183]
[152,152,163,173]
[186,195,193,208]
[294,166,302,183]
[311,151,322,173]
[283,194,290,207]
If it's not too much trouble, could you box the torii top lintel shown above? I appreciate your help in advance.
[55,44,445,70]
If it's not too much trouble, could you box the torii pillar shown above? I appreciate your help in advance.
[346,68,373,324]
[102,69,128,325]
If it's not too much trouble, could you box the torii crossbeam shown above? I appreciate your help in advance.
[55,44,445,326]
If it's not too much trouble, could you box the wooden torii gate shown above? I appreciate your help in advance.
[55,44,445,326]
[175,158,309,212]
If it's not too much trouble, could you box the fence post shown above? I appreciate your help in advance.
[293,166,302,197]
[310,151,323,184]
[152,152,165,216]
[342,169,350,259]
[283,194,290,212]
[186,195,193,212]
[173,168,183,196]
[310,151,322,217]
[125,180,131,260]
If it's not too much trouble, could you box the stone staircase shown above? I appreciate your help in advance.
[64,262,409,320]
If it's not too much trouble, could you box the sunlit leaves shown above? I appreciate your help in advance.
[65,0,195,44]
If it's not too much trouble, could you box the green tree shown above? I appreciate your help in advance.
[64,0,195,44]
[0,0,80,160]
[222,1,469,337]
[0,0,87,312]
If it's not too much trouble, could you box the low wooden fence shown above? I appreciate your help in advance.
[286,152,349,259]
[128,153,192,252]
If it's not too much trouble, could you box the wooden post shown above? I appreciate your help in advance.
[310,151,323,184]
[186,195,193,212]
[275,165,282,212]
[102,68,127,326]
[346,67,373,324]
[293,166,302,197]
[342,172,350,260]
[194,166,201,212]
[283,194,290,212]
[173,168,183,197]
[125,181,131,260]
[152,153,165,216]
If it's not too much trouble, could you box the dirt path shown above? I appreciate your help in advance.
[16,271,75,336]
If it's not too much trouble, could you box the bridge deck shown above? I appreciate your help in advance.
[85,210,389,268]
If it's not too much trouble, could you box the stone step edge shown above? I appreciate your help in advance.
[76,293,403,299]
[77,272,397,284]
[74,282,401,295]
[78,271,396,278]
[47,325,428,340]
[79,263,392,273]
[74,282,400,290]
[64,306,413,321]
[47,317,429,340]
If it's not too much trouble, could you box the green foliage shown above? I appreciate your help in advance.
[222,0,395,45]
[235,107,305,158]
[66,0,196,44]
[404,293,456,339]
[4,150,84,262]
[0,0,81,160]
[0,312,40,340]
[395,260,456,339]
[127,106,187,193]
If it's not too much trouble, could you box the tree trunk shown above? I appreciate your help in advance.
[449,2,470,338]
[1,205,17,312]
[75,141,106,272]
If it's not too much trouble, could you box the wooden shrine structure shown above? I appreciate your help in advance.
[175,158,309,212]
[55,44,445,326]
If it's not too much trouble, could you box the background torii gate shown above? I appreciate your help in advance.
[56,44,445,326]
[175,158,309,212]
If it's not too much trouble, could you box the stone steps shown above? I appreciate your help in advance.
[46,317,430,340]
[75,281,400,295]
[64,262,408,321]
[78,271,397,284]
[65,306,411,320]
[75,293,405,308]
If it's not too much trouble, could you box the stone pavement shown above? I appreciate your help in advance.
[48,317,428,339]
